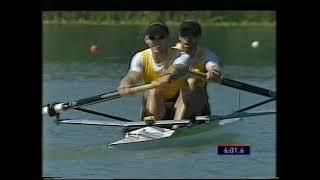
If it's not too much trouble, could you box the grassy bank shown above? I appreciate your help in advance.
[42,20,275,27]
[43,11,275,27]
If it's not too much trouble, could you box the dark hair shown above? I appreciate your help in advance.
[179,21,201,37]
[145,22,169,36]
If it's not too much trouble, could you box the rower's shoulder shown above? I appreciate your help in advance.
[139,48,152,54]
[198,47,219,59]
[136,48,153,60]
[130,48,147,59]
[169,47,188,59]
[198,47,215,54]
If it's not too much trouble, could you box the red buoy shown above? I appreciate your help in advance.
[90,45,101,55]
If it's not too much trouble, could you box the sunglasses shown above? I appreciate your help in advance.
[179,34,199,38]
[179,31,200,38]
[148,35,165,40]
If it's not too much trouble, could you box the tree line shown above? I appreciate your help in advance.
[43,11,275,25]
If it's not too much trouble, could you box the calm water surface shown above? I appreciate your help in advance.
[43,24,276,179]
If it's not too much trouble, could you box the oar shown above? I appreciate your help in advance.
[234,97,276,113]
[188,68,276,98]
[73,107,133,122]
[42,82,161,117]
[195,109,276,122]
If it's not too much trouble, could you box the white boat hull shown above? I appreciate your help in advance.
[108,126,175,147]
[107,117,241,148]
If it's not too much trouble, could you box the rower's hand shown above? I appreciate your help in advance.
[118,84,132,96]
[157,75,171,85]
[153,75,171,92]
[206,69,221,83]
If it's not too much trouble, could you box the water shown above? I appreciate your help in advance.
[42,24,276,178]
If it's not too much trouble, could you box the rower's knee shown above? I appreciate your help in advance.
[144,106,166,120]
[148,88,162,96]
[144,90,166,120]
[180,86,208,119]
[187,78,198,91]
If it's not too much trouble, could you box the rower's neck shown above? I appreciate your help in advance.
[189,47,198,57]
[152,50,168,63]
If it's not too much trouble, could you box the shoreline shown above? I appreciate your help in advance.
[42,20,275,27]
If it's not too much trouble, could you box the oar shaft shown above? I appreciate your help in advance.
[221,78,276,98]
[235,97,276,113]
[72,91,121,108]
[74,107,133,122]
[196,110,276,121]
[43,83,160,116]
[42,92,120,116]
[189,70,276,98]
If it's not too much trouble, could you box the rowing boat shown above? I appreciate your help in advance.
[42,69,276,149]
[49,108,275,149]
[107,109,275,147]
[106,117,242,148]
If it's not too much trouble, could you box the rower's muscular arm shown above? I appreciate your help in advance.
[205,50,221,82]
[167,53,190,81]
[166,64,188,82]
[118,53,143,95]
[153,64,188,86]
[118,71,143,95]
[154,53,190,86]
[119,71,142,87]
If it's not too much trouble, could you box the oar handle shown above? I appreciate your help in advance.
[43,82,161,116]
[188,69,276,98]
[106,82,160,98]
[188,69,207,79]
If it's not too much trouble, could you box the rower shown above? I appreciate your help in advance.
[173,20,221,120]
[118,21,191,123]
